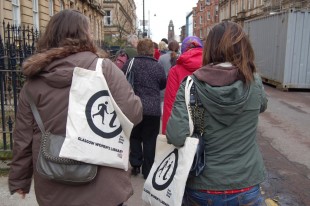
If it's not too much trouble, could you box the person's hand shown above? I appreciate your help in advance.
[16,189,26,199]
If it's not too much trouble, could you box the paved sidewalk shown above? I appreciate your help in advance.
[0,173,145,206]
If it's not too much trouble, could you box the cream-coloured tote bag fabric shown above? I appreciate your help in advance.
[59,58,133,170]
[142,77,198,206]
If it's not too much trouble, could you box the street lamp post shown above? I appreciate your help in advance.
[142,0,146,38]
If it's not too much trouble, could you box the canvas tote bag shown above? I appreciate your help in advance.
[59,58,133,170]
[142,77,199,206]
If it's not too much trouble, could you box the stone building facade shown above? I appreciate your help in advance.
[193,0,220,41]
[0,0,106,44]
[219,0,310,26]
[102,0,137,43]
[180,25,186,42]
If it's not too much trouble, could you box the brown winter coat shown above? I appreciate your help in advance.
[8,51,143,206]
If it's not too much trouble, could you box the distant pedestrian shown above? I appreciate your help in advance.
[123,34,138,58]
[8,9,142,206]
[153,42,160,60]
[122,38,166,179]
[158,39,180,107]
[162,36,203,134]
[161,38,168,45]
[113,34,138,69]
[158,41,168,55]
[158,39,180,76]
[167,21,268,206]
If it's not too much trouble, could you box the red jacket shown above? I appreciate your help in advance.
[162,48,203,134]
[154,48,160,60]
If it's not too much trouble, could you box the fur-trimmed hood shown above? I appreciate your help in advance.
[22,49,98,88]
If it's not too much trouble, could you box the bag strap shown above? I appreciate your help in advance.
[95,58,104,74]
[189,82,205,135]
[185,76,205,136]
[25,89,46,134]
[125,58,135,77]
[185,76,194,136]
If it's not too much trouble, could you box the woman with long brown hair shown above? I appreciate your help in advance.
[166,21,267,205]
[8,9,142,206]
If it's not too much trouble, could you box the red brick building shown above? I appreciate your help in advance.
[193,0,219,41]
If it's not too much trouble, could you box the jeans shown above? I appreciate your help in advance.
[183,185,265,206]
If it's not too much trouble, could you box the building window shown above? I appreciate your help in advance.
[207,11,210,20]
[49,0,54,16]
[12,0,20,26]
[60,0,65,11]
[194,21,196,28]
[60,0,64,10]
[206,0,210,5]
[248,0,251,9]
[12,0,21,26]
[97,21,100,41]
[232,2,235,16]
[207,27,211,35]
[200,16,203,24]
[33,0,39,30]
[104,10,112,26]
[199,29,203,38]
[235,1,238,15]
[215,5,219,16]
[200,3,203,11]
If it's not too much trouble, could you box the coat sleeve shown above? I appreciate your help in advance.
[157,64,167,90]
[8,86,34,194]
[166,82,190,147]
[102,59,143,125]
[162,67,180,134]
[256,74,268,113]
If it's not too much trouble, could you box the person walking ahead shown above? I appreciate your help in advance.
[122,38,166,179]
[166,21,268,206]
[8,9,142,206]
[123,34,138,58]
[161,36,203,134]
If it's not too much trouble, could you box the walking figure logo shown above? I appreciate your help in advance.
[86,90,122,139]
[152,149,178,190]
[92,101,117,127]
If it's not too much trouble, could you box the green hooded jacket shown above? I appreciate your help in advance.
[166,66,267,190]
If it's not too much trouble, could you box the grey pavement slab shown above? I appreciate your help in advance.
[0,174,145,206]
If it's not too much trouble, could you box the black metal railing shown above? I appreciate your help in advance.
[0,21,39,151]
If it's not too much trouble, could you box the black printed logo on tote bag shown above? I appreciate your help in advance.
[152,149,178,190]
[86,90,122,138]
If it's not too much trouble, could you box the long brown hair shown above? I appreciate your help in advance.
[203,21,256,84]
[36,9,97,52]
[23,9,106,77]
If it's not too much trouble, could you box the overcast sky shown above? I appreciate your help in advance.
[135,0,197,43]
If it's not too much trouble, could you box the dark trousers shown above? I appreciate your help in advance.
[129,115,160,179]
